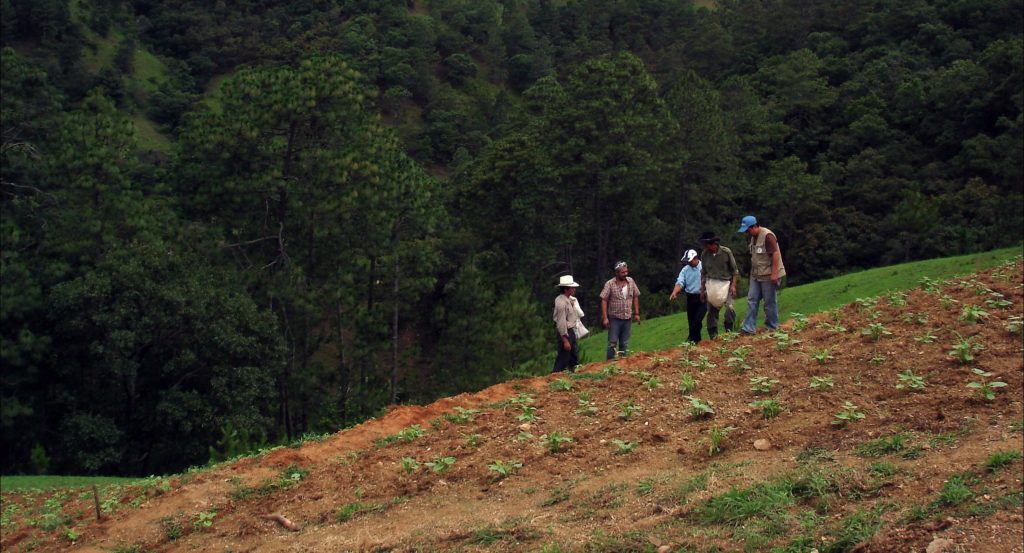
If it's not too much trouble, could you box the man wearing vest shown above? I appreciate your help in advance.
[737,215,786,335]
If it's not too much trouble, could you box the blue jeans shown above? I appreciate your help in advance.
[742,280,779,334]
[606,317,632,359]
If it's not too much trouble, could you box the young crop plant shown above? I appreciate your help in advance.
[617,400,642,421]
[809,375,834,391]
[749,376,779,394]
[832,401,866,426]
[695,354,717,371]
[895,370,926,391]
[937,473,975,506]
[854,297,879,313]
[465,433,483,447]
[487,460,523,480]
[575,397,598,417]
[424,456,456,474]
[809,347,834,365]
[901,312,929,325]
[517,405,538,422]
[642,375,663,390]
[984,293,1012,310]
[914,330,938,344]
[549,378,573,391]
[772,331,801,351]
[967,369,1007,401]
[678,373,697,394]
[444,407,478,424]
[959,304,990,324]
[540,432,573,453]
[868,352,886,365]
[611,439,638,455]
[726,345,753,373]
[193,510,217,530]
[861,322,892,342]
[397,425,424,442]
[856,433,907,457]
[749,399,782,419]
[948,333,983,364]
[939,294,958,310]
[400,457,420,475]
[1006,315,1023,335]
[790,312,810,332]
[885,290,908,307]
[600,364,623,377]
[685,396,715,419]
[706,426,735,456]
[918,276,939,293]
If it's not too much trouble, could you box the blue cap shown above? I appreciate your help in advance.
[737,215,757,233]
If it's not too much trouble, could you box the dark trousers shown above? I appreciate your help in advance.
[552,328,578,372]
[685,292,706,344]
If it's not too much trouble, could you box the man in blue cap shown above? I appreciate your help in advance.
[737,215,786,335]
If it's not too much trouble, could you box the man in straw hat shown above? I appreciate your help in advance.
[552,275,581,373]
[697,231,739,339]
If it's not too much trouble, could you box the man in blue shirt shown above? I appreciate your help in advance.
[669,249,706,343]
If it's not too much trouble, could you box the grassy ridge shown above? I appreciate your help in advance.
[578,246,1023,362]
[0,475,140,492]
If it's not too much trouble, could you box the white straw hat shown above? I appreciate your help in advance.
[557,275,580,287]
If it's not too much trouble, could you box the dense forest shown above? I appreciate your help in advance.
[1,0,1021,476]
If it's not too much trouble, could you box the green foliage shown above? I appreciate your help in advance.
[487,460,523,480]
[678,373,697,394]
[539,432,573,454]
[948,333,984,364]
[856,434,907,457]
[706,426,735,456]
[610,439,638,455]
[895,370,926,391]
[749,376,779,394]
[750,399,782,419]
[424,456,456,474]
[809,375,834,391]
[617,401,641,421]
[686,396,715,419]
[832,401,866,426]
[967,369,1007,401]
[984,451,1022,473]
[548,378,573,392]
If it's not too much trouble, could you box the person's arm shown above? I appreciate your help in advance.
[670,268,686,300]
[601,297,609,328]
[631,280,641,322]
[766,234,781,285]
[728,250,739,297]
[554,297,571,350]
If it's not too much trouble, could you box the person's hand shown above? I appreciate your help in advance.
[730,285,737,298]
[562,336,572,351]
[602,317,609,328]
[770,276,779,286]
[633,313,641,324]
[669,291,678,301]
[700,290,707,303]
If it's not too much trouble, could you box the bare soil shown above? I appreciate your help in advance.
[3,261,1023,553]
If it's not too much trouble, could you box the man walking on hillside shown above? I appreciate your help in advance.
[669,249,705,343]
[697,231,739,339]
[601,261,641,359]
[738,216,786,335]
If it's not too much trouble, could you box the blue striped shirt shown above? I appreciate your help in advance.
[676,263,703,294]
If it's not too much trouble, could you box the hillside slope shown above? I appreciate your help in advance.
[2,260,1022,552]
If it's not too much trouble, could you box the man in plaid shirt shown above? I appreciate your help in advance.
[600,261,641,359]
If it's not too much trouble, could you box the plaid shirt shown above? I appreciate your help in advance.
[600,277,640,319]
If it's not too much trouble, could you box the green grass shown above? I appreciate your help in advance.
[0,475,140,492]
[579,247,1021,360]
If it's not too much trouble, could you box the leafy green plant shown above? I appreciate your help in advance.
[1006,315,1023,335]
[517,405,538,422]
[575,396,598,417]
[832,401,866,426]
[749,376,779,394]
[749,399,782,419]
[636,477,656,496]
[706,426,735,456]
[400,457,419,475]
[914,330,938,344]
[809,375,834,390]
[617,400,641,421]
[937,473,974,506]
[509,393,534,405]
[611,439,638,455]
[678,373,696,394]
[948,333,984,363]
[487,460,523,480]
[959,304,990,324]
[809,347,834,365]
[861,322,892,342]
[895,370,926,391]
[854,297,878,313]
[516,431,534,442]
[726,345,753,373]
[549,378,573,391]
[539,432,573,453]
[984,294,1012,309]
[901,312,929,325]
[856,433,907,457]
[193,510,216,530]
[642,375,662,390]
[444,407,478,424]
[772,331,801,351]
[790,312,810,332]
[397,425,424,442]
[868,352,886,365]
[967,369,1007,401]
[939,294,958,310]
[695,355,717,371]
[885,290,908,307]
[465,433,483,447]
[64,528,80,543]
[918,276,939,293]
[424,456,456,474]
[600,364,623,376]
[685,396,715,418]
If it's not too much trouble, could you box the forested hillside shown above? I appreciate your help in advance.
[2,0,1021,476]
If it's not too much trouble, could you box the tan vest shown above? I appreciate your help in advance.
[749,227,786,280]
